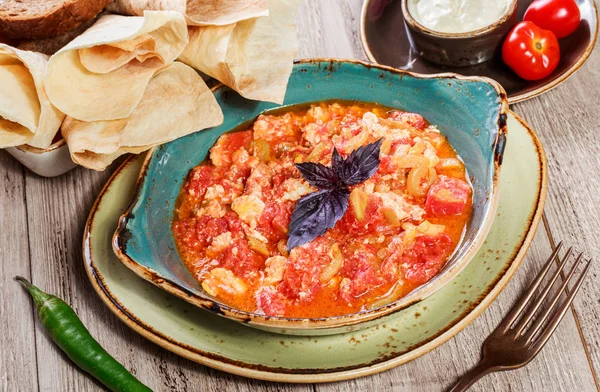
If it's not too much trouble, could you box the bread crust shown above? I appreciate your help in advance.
[17,12,103,55]
[0,0,111,39]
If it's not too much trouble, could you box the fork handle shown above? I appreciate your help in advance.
[448,358,497,392]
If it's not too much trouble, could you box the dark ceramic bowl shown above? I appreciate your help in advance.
[402,0,518,67]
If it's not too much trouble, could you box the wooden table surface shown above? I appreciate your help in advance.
[1,1,599,391]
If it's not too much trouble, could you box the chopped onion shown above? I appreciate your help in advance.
[320,243,344,283]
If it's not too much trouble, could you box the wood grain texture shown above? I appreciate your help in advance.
[512,37,600,388]
[0,153,38,392]
[23,165,118,392]
[0,0,599,391]
[297,0,366,60]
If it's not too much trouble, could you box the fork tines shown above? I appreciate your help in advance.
[498,242,592,346]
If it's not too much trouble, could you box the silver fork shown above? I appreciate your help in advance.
[449,242,592,391]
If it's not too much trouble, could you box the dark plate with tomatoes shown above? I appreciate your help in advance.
[360,0,598,103]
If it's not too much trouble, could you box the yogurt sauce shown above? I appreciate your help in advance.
[407,0,512,34]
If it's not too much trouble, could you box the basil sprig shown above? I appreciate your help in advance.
[287,138,383,250]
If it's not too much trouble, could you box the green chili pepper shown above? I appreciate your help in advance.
[16,276,152,392]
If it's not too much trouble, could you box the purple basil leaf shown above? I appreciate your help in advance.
[336,138,383,186]
[287,190,329,233]
[295,162,338,189]
[287,189,349,250]
[332,147,344,168]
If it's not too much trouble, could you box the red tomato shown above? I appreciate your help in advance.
[196,215,229,246]
[221,238,262,278]
[339,262,383,304]
[212,130,253,168]
[401,234,453,285]
[502,21,561,81]
[279,238,329,301]
[524,0,581,39]
[425,176,471,216]
[256,286,287,316]
[378,156,397,175]
[388,111,427,130]
[336,195,395,236]
[257,201,293,241]
[380,236,405,281]
[185,165,215,199]
[340,249,383,300]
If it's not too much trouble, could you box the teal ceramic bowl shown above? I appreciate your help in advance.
[113,59,509,335]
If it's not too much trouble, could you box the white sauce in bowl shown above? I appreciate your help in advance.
[407,0,512,34]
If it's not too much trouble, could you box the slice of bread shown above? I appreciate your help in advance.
[0,0,111,39]
[18,12,102,55]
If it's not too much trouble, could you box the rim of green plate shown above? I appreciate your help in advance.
[83,110,547,383]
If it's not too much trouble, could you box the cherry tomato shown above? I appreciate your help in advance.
[502,21,561,81]
[524,0,581,39]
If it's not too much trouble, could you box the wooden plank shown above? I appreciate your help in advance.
[0,151,38,392]
[22,165,117,391]
[297,0,366,60]
[512,40,600,388]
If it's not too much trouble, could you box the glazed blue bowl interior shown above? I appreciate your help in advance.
[119,60,503,302]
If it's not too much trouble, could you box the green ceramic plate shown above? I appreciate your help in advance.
[83,110,546,383]
[114,59,508,335]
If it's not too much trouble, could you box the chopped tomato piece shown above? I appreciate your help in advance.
[258,201,294,242]
[185,165,216,199]
[425,176,471,215]
[221,238,263,278]
[401,234,453,285]
[388,111,427,130]
[222,211,245,234]
[172,213,237,253]
[339,249,384,302]
[380,236,404,281]
[256,286,287,316]
[177,212,242,251]
[223,131,253,157]
[279,239,329,301]
[337,195,395,236]
[378,156,397,175]
[196,216,229,246]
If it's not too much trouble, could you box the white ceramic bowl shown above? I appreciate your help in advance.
[5,140,78,177]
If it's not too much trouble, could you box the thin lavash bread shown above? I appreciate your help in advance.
[178,0,301,104]
[44,10,189,122]
[108,0,268,26]
[0,0,111,39]
[0,44,65,149]
[62,61,224,170]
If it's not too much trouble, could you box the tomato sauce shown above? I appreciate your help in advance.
[172,102,473,318]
